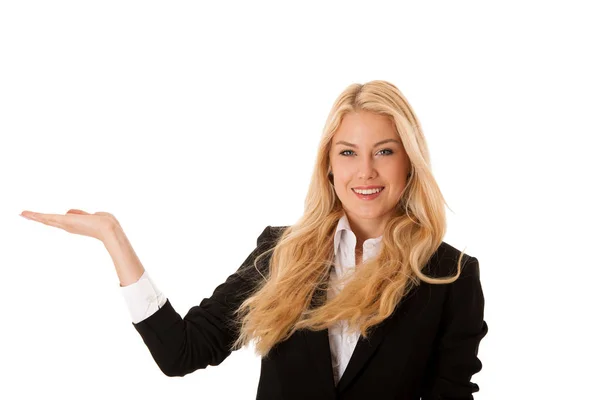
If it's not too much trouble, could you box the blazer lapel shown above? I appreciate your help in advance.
[335,313,393,393]
[299,285,337,398]
[303,278,420,395]
[302,279,393,396]
[303,328,336,396]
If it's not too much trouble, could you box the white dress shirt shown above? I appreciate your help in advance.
[327,213,383,384]
[121,212,382,386]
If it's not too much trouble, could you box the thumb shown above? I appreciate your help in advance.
[66,209,90,215]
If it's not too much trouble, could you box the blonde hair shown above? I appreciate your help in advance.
[232,80,465,357]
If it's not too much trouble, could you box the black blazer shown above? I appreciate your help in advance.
[132,225,488,400]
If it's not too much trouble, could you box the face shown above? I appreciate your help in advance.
[328,110,411,232]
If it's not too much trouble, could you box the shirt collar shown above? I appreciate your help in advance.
[333,211,383,257]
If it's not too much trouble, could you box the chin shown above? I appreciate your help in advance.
[350,204,396,217]
[348,208,385,219]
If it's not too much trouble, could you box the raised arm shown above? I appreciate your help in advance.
[20,208,283,377]
[125,225,281,377]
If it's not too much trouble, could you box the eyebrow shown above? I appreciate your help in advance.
[334,138,402,148]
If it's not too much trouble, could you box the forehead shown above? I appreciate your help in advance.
[333,111,397,142]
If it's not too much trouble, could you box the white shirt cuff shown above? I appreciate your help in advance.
[120,270,167,324]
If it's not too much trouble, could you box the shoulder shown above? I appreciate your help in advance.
[256,225,289,248]
[423,241,480,281]
[256,228,481,280]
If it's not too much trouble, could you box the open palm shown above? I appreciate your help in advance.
[20,209,117,242]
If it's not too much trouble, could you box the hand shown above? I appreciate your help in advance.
[20,209,118,242]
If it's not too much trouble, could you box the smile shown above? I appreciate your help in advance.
[352,187,384,200]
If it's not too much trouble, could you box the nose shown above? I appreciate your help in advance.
[357,156,377,180]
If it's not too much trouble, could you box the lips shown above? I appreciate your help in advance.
[352,187,384,193]
[352,187,384,200]
[352,186,385,190]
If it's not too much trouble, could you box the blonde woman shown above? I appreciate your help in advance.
[20,80,487,400]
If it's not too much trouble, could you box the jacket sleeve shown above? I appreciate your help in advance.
[421,256,488,400]
[131,225,281,377]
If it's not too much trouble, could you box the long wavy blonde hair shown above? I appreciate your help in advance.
[232,80,465,357]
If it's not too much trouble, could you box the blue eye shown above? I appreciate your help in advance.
[339,149,394,156]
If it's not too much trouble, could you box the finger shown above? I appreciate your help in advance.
[22,212,67,229]
[20,211,39,220]
[67,209,90,215]
[35,213,61,225]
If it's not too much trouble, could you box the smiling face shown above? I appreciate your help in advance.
[328,110,411,236]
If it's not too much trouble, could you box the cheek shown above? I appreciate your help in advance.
[334,172,354,188]
[385,162,409,183]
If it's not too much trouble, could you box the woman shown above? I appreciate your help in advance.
[20,80,487,399]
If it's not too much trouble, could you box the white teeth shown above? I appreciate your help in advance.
[353,187,383,195]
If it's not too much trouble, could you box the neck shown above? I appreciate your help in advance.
[344,210,390,244]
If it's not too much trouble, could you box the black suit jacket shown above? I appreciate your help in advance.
[132,225,488,399]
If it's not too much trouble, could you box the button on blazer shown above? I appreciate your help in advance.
[132,225,488,400]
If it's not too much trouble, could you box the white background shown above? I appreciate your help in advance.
[2,1,599,399]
